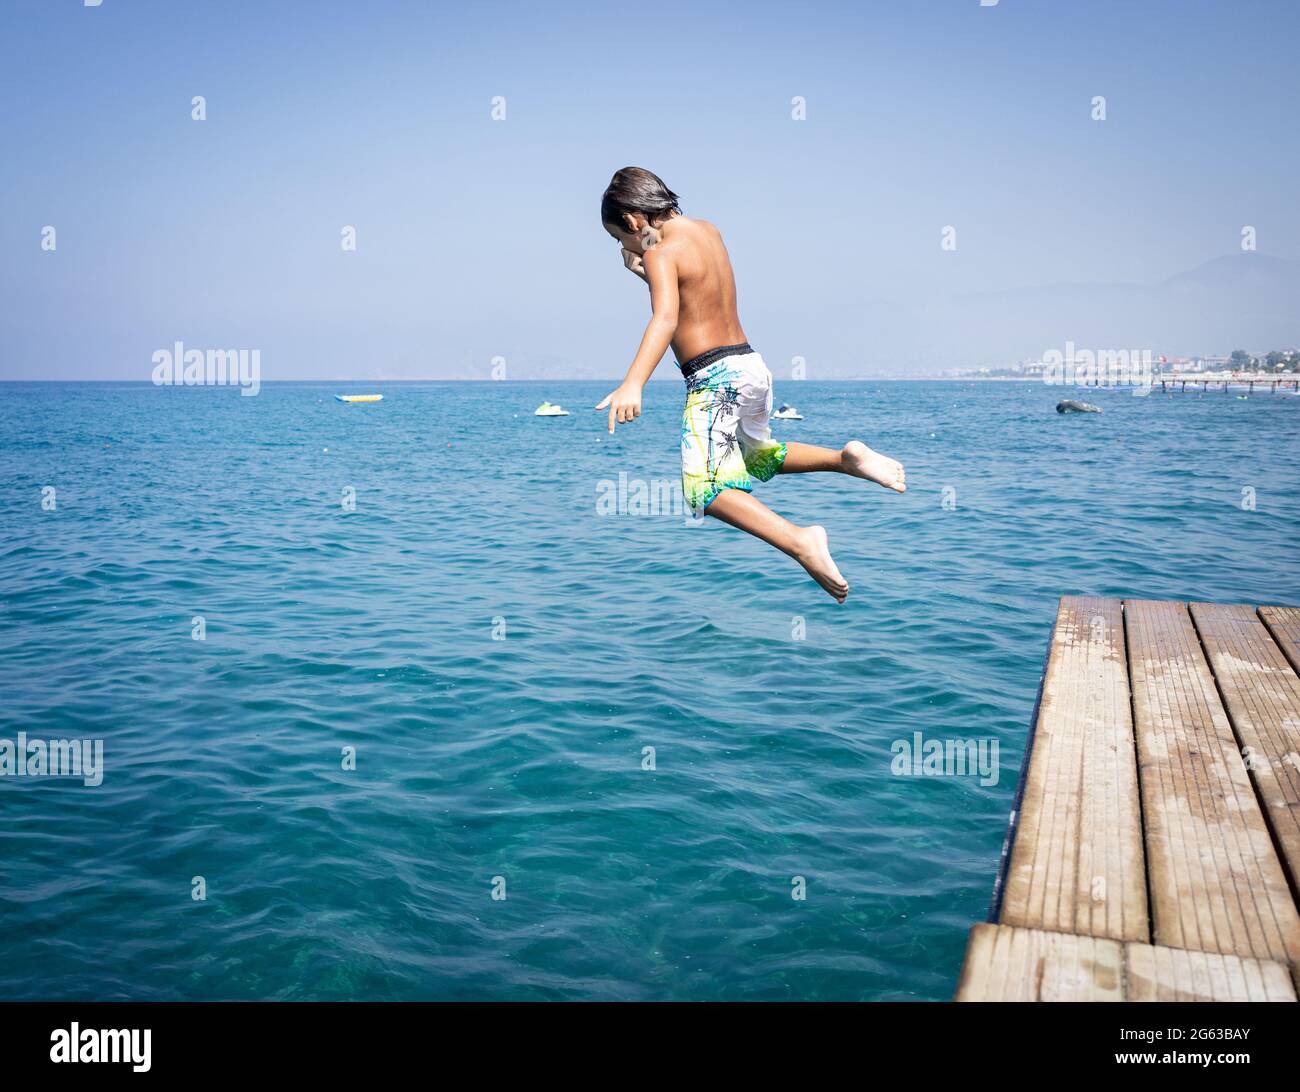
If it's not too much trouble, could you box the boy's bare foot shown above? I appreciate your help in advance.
[841,440,906,493]
[792,524,848,603]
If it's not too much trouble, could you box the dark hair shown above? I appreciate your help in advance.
[600,167,681,228]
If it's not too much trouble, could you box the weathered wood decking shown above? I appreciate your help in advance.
[957,597,1300,1002]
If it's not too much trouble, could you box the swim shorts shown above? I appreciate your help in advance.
[678,343,788,515]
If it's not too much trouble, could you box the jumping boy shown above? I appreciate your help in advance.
[596,167,906,603]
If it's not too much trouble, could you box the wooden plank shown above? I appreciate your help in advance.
[999,596,1147,940]
[1261,605,1300,676]
[955,923,1124,1001]
[1125,599,1300,965]
[1125,942,1296,1001]
[956,924,1297,1001]
[1191,602,1300,898]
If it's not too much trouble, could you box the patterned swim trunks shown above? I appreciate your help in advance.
[679,343,788,515]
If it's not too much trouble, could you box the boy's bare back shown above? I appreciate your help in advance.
[652,218,748,365]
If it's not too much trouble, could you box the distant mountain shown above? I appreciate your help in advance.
[893,253,1300,370]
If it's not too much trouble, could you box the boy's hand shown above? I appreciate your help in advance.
[595,383,642,434]
[621,248,647,281]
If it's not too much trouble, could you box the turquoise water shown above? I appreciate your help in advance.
[1,380,1297,1001]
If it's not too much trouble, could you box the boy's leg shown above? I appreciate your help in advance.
[780,440,907,492]
[705,488,849,602]
[778,441,843,472]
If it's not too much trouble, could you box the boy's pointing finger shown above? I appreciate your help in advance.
[594,394,616,432]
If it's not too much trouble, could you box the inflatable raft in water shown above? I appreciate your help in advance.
[335,394,384,403]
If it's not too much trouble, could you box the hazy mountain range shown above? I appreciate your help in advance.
[890,253,1300,374]
[514,252,1300,380]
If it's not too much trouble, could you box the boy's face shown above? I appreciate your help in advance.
[604,215,659,255]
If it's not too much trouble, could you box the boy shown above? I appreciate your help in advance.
[596,167,905,603]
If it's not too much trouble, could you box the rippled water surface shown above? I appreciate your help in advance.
[1,379,1297,1000]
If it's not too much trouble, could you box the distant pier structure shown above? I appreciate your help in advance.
[1155,372,1300,394]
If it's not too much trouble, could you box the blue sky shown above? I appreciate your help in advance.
[2,0,1297,379]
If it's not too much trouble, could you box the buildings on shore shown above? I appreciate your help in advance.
[954,350,1299,380]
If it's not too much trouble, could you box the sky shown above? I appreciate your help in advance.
[1,0,1298,380]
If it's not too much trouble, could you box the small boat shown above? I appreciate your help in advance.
[772,403,803,420]
[534,401,570,417]
[335,394,383,403]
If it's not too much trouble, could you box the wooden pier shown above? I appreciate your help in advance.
[956,596,1300,1002]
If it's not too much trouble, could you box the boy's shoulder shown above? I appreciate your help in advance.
[662,218,721,255]
[647,217,723,274]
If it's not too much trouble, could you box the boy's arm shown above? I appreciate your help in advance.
[596,247,679,434]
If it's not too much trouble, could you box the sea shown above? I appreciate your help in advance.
[1,378,1297,1000]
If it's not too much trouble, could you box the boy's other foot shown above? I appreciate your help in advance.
[793,524,848,603]
[842,440,906,493]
